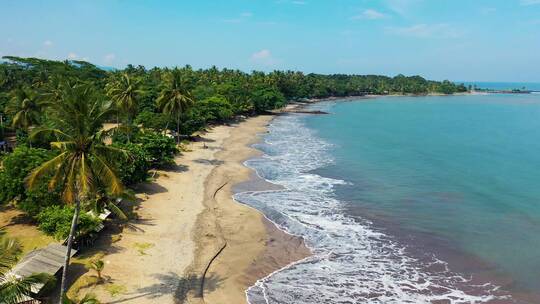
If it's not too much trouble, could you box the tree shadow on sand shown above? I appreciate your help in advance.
[106,272,223,304]
[193,159,224,166]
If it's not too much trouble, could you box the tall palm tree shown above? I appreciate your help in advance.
[156,69,194,143]
[26,82,126,304]
[6,87,46,131]
[0,230,51,304]
[105,73,144,141]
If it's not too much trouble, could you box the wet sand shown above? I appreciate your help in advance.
[182,115,310,304]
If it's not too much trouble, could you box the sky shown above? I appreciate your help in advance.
[1,0,539,82]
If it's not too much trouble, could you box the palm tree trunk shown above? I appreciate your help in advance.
[58,198,80,304]
[126,115,131,143]
[176,114,180,144]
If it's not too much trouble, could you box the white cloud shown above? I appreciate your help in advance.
[104,53,116,64]
[385,0,421,16]
[351,9,387,20]
[252,49,271,60]
[241,12,253,17]
[43,40,53,47]
[67,52,78,60]
[521,0,540,5]
[292,0,306,4]
[386,23,462,39]
[250,49,279,66]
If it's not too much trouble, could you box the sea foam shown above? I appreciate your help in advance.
[234,108,506,304]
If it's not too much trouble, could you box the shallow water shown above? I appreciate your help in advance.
[235,94,540,304]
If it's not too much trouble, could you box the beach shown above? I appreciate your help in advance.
[81,115,309,304]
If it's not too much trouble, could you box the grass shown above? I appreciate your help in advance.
[105,283,127,297]
[67,275,100,299]
[67,252,106,299]
[133,242,154,255]
[0,206,55,257]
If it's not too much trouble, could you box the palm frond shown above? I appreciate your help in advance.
[25,151,69,190]
[0,273,51,304]
[0,236,20,274]
[92,155,123,196]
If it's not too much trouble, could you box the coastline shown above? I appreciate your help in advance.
[70,114,310,304]
[182,115,311,304]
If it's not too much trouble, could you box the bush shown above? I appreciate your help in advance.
[250,86,286,113]
[134,131,177,168]
[195,96,234,122]
[112,142,150,185]
[110,124,141,145]
[18,182,61,216]
[135,111,170,132]
[0,146,55,204]
[37,205,102,240]
[179,111,207,135]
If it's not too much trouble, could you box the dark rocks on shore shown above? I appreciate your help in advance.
[288,110,329,115]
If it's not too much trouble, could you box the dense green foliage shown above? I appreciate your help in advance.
[1,56,467,140]
[36,206,102,240]
[0,146,55,204]
[111,142,150,185]
[133,132,178,168]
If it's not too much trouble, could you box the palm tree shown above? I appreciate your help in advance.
[88,260,104,282]
[105,73,143,141]
[26,82,126,304]
[156,69,194,144]
[0,230,51,304]
[6,87,46,131]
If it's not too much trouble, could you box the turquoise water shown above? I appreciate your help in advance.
[306,94,540,295]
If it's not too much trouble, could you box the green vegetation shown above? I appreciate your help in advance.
[36,206,101,240]
[104,283,126,297]
[0,55,468,302]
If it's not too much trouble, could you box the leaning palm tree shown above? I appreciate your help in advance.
[105,73,144,141]
[26,82,126,304]
[0,230,51,304]
[156,69,194,143]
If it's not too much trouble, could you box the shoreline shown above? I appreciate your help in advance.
[71,115,310,304]
[182,115,310,304]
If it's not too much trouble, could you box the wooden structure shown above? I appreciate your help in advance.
[8,243,77,303]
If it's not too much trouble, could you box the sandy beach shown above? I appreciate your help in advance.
[77,115,309,304]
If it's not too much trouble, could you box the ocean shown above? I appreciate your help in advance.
[235,93,540,304]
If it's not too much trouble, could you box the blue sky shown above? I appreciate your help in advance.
[1,0,539,82]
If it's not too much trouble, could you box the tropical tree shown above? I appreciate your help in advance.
[26,82,126,304]
[6,87,47,131]
[89,259,104,282]
[0,230,51,304]
[105,73,144,138]
[156,69,194,143]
